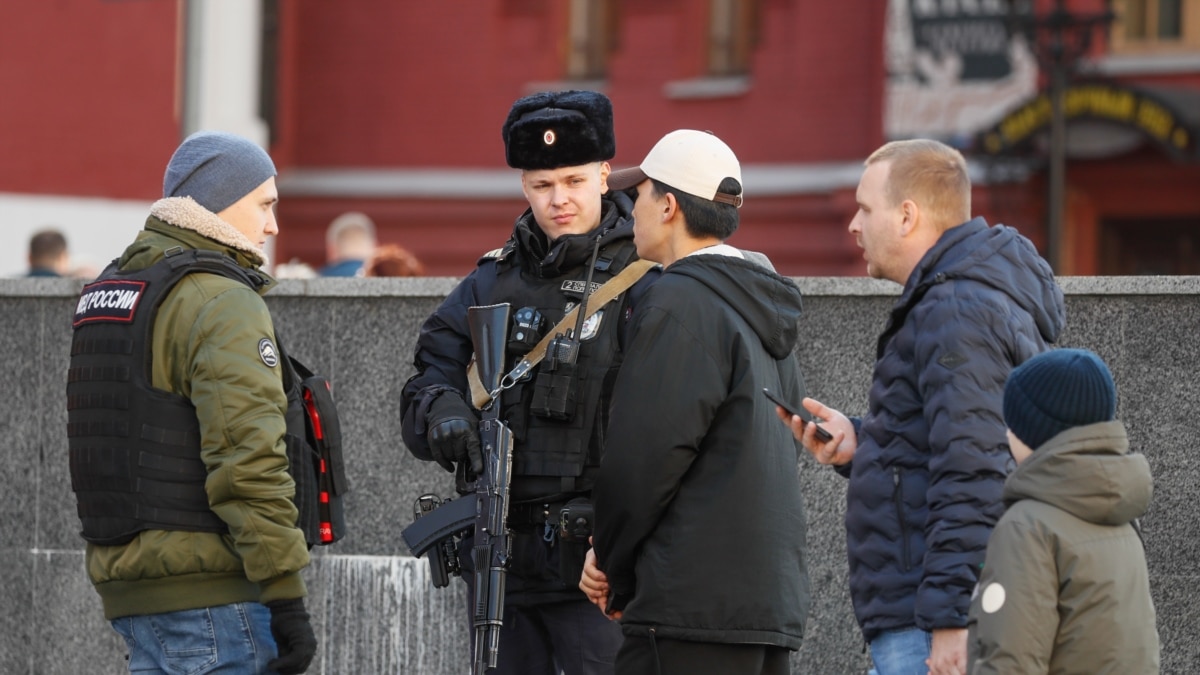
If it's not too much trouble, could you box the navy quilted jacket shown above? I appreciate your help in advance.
[844,217,1065,641]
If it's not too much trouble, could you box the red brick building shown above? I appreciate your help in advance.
[1,1,1196,277]
[969,0,1200,275]
[264,0,888,276]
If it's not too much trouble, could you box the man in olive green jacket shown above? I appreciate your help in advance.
[68,131,315,674]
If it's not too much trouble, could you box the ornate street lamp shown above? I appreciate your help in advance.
[1016,0,1113,273]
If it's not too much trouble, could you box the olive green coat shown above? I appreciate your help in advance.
[967,421,1159,673]
[84,197,309,620]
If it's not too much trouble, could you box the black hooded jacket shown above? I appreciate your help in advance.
[593,250,811,649]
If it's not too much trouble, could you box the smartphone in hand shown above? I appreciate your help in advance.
[762,388,834,443]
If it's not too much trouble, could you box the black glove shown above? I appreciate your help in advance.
[426,392,483,475]
[266,598,316,674]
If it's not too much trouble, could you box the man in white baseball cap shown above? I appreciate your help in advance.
[608,129,744,206]
[581,129,812,675]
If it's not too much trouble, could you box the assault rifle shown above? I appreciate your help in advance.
[401,303,514,675]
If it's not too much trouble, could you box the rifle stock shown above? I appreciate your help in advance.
[468,304,509,395]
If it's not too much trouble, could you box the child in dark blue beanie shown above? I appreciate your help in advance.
[1002,348,1116,455]
[967,348,1159,672]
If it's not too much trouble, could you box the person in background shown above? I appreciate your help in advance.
[320,211,377,277]
[364,243,425,277]
[780,138,1066,675]
[967,348,1159,673]
[27,228,71,277]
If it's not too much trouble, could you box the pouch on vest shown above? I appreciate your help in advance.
[282,350,349,546]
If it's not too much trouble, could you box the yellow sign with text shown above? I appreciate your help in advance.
[979,82,1195,158]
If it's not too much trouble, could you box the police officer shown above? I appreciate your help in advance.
[67,131,316,674]
[400,90,655,675]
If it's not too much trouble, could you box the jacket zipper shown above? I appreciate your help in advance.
[892,466,912,572]
[650,627,662,675]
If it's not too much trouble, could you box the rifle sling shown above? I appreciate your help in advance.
[468,258,656,408]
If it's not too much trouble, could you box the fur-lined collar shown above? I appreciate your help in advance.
[149,196,267,266]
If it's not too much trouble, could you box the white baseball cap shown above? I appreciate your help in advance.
[607,129,743,207]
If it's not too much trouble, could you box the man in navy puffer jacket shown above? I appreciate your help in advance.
[779,139,1065,675]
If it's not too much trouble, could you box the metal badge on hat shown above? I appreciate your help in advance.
[544,129,556,145]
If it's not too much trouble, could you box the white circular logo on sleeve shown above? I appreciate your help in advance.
[258,338,279,367]
[981,582,1006,614]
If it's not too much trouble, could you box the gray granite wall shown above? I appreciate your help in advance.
[3,276,1196,674]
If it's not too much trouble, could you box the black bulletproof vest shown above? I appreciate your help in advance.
[67,248,272,546]
[486,238,639,497]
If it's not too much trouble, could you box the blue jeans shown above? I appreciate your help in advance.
[111,602,278,674]
[868,627,932,675]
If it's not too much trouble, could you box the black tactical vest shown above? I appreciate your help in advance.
[485,237,640,499]
[68,248,278,546]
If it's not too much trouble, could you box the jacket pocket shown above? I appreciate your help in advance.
[892,466,912,572]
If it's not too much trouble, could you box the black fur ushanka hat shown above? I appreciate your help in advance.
[502,90,615,170]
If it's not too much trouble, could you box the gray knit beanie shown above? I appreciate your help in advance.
[1003,348,1117,451]
[163,131,277,213]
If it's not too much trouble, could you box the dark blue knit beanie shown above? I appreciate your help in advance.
[1003,348,1117,450]
[163,131,277,213]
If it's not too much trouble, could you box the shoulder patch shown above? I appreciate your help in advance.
[73,279,147,327]
[258,338,279,368]
[478,242,517,265]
